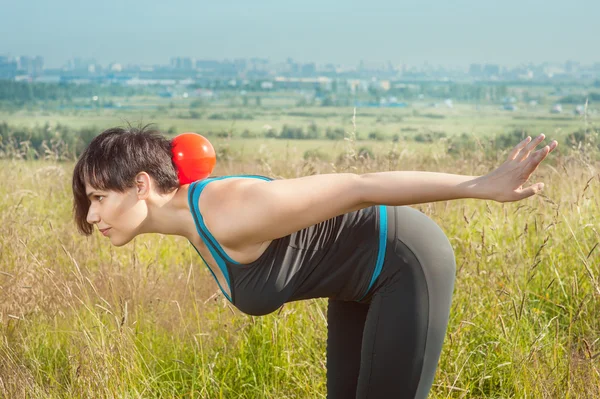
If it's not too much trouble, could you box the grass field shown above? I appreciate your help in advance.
[1,88,596,140]
[1,98,600,398]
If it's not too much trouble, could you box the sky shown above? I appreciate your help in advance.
[1,0,598,68]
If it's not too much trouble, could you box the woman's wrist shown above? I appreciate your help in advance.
[460,175,493,201]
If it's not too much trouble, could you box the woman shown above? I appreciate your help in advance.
[72,126,557,398]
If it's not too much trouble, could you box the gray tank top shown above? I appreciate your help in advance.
[188,175,388,316]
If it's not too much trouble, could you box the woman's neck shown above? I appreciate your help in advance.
[140,185,198,240]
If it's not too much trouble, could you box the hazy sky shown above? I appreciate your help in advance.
[1,0,598,68]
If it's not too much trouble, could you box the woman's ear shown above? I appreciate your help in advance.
[135,172,152,200]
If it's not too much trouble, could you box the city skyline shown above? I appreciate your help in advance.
[3,52,599,84]
[2,0,599,69]
[1,53,597,72]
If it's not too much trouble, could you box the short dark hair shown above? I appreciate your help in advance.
[72,124,180,235]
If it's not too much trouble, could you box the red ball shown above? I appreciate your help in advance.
[171,132,216,184]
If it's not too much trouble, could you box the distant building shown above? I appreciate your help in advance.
[109,63,123,72]
[0,56,18,79]
[565,60,580,73]
[469,64,500,78]
[23,56,43,76]
[171,57,194,70]
[18,56,31,71]
[196,59,221,70]
[469,64,483,76]
[301,63,317,76]
[67,57,97,71]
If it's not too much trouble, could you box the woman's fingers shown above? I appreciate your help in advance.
[530,140,557,166]
[508,136,532,160]
[522,140,557,179]
[523,145,550,176]
[516,134,546,161]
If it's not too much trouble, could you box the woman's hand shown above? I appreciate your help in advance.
[476,134,558,202]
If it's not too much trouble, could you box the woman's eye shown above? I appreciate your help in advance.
[96,195,104,202]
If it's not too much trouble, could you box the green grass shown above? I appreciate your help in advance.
[1,92,594,140]
[1,101,600,397]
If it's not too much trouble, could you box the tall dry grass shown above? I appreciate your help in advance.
[1,120,599,398]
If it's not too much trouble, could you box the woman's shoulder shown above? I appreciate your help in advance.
[206,174,273,181]
[192,174,273,209]
[192,175,273,249]
[191,174,274,194]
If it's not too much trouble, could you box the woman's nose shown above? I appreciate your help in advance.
[86,206,100,225]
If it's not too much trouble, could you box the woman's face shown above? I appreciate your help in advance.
[85,182,148,247]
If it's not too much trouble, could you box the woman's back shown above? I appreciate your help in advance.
[188,175,387,316]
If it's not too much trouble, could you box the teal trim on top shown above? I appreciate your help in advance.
[358,205,388,301]
[187,174,272,302]
[188,239,234,303]
[190,175,272,265]
[187,180,233,302]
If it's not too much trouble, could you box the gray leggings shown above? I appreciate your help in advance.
[326,206,456,398]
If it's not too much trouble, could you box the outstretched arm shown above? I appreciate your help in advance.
[204,134,557,246]
[361,134,558,205]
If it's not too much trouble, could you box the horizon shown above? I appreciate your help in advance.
[1,54,596,72]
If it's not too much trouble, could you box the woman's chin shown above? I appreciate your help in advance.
[109,233,134,247]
